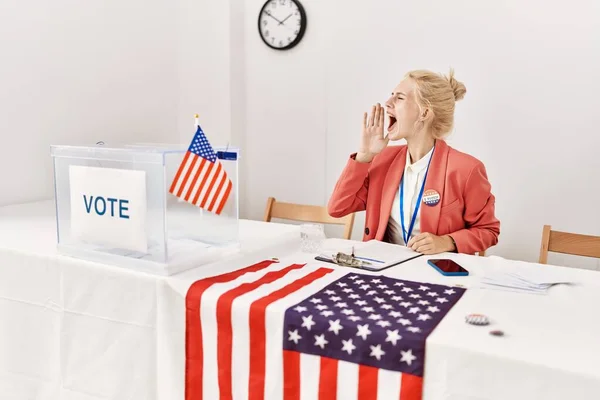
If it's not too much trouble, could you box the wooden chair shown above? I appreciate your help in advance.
[538,224,600,264]
[263,197,355,240]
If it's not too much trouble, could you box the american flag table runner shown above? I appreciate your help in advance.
[185,260,465,400]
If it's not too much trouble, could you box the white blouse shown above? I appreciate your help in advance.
[387,147,434,245]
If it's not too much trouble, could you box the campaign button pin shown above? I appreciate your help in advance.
[465,313,489,326]
[422,189,441,206]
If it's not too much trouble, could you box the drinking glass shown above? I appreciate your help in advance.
[299,223,326,253]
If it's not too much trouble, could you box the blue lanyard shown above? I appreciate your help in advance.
[399,146,435,245]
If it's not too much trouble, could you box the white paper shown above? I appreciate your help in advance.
[480,266,576,294]
[351,240,421,270]
[69,165,148,253]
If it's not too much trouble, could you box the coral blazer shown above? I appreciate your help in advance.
[327,139,500,254]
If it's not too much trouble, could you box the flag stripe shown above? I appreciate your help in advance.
[208,167,228,211]
[184,158,206,202]
[248,267,335,400]
[300,353,321,400]
[358,364,378,400]
[191,161,214,205]
[337,359,359,400]
[283,350,301,400]
[377,368,402,400]
[318,357,338,400]
[215,180,233,215]
[181,157,201,200]
[200,162,223,208]
[198,162,219,208]
[170,151,191,193]
[399,374,423,400]
[216,264,306,400]
[177,155,198,197]
[185,260,277,400]
[211,167,228,210]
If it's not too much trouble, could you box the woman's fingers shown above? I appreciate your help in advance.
[365,104,385,132]
[416,245,433,254]
[368,105,376,127]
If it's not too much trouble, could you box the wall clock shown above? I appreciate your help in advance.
[258,0,307,51]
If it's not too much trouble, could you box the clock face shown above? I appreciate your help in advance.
[258,0,306,50]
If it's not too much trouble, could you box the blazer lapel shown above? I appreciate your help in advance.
[420,139,449,235]
[376,147,407,240]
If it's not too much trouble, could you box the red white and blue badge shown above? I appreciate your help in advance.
[465,313,489,326]
[422,189,441,207]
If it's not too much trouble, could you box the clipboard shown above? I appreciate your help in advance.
[314,240,424,271]
[315,252,424,272]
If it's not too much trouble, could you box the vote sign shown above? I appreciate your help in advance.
[69,165,148,253]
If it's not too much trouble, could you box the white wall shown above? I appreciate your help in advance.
[175,0,252,213]
[241,0,329,220]
[175,0,232,145]
[0,0,178,206]
[234,0,600,268]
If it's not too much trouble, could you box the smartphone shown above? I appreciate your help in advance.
[427,259,469,276]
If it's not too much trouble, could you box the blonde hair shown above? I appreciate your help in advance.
[404,68,466,139]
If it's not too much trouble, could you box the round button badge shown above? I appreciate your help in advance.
[465,313,490,326]
[422,189,441,206]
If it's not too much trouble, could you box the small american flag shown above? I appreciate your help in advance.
[169,125,232,215]
[185,260,465,400]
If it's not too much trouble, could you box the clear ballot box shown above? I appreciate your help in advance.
[50,142,240,275]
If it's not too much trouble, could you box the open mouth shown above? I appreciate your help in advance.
[387,115,397,133]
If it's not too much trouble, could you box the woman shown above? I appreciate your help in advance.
[328,69,500,255]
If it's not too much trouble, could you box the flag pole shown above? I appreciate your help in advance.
[193,113,205,216]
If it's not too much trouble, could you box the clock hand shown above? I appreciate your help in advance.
[279,14,292,25]
[265,10,283,24]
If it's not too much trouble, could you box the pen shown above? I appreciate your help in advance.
[351,246,384,263]
[354,256,385,264]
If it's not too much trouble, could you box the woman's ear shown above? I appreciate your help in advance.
[420,108,430,121]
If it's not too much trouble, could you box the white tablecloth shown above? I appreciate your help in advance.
[0,200,301,400]
[1,201,600,400]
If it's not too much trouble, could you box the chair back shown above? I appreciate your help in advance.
[263,197,355,240]
[539,224,600,264]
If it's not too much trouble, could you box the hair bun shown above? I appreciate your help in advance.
[446,68,466,101]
